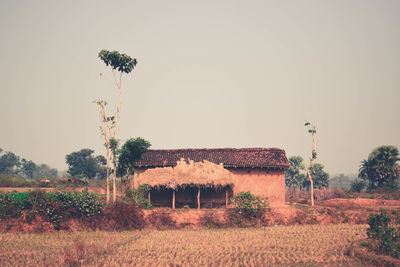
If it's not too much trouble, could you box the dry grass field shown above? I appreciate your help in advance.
[0,224,372,266]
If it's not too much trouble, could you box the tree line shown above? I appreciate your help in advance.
[285,145,399,191]
[0,148,58,179]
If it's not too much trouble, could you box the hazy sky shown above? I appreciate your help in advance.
[0,0,399,175]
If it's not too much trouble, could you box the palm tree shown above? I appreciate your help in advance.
[359,146,400,190]
[359,158,377,190]
[371,146,399,187]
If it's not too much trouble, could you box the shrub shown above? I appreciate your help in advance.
[147,210,176,230]
[230,192,269,226]
[200,210,227,228]
[367,209,400,258]
[351,180,366,193]
[0,174,37,187]
[101,201,145,230]
[0,190,104,230]
[72,190,103,217]
[125,184,152,209]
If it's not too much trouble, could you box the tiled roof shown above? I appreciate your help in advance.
[134,148,289,169]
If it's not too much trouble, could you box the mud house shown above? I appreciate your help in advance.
[132,148,289,208]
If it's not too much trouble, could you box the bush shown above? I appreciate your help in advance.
[125,185,152,209]
[367,209,400,258]
[0,190,104,230]
[230,192,268,226]
[101,201,145,230]
[200,210,227,228]
[147,210,176,230]
[351,180,366,193]
[0,174,37,187]
[72,190,103,217]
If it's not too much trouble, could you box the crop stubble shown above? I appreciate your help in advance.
[0,224,368,266]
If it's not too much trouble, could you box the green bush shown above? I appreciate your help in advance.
[367,209,400,258]
[230,192,269,226]
[351,179,366,193]
[125,185,152,209]
[0,190,104,229]
[72,190,103,217]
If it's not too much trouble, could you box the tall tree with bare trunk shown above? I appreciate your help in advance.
[95,50,137,203]
[305,122,317,206]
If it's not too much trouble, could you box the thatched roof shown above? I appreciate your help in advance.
[136,158,237,189]
[134,148,289,169]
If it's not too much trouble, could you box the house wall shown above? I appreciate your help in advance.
[132,167,285,206]
[230,168,285,206]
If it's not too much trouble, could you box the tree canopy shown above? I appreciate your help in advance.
[284,156,306,188]
[65,149,106,179]
[359,145,399,189]
[98,50,137,74]
[0,151,20,175]
[0,150,58,179]
[308,163,329,189]
[117,137,151,180]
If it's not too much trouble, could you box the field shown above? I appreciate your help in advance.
[0,224,371,266]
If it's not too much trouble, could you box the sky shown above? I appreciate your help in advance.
[0,0,399,176]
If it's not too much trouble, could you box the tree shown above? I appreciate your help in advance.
[0,151,20,175]
[329,174,356,190]
[359,145,399,190]
[308,163,329,189]
[33,164,58,179]
[284,156,306,188]
[305,121,317,206]
[95,49,137,203]
[65,149,106,179]
[359,157,377,190]
[21,159,37,179]
[117,137,151,186]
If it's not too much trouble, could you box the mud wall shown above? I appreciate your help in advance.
[230,168,285,206]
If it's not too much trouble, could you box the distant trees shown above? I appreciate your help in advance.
[359,145,399,190]
[285,155,329,190]
[329,174,356,190]
[21,159,36,179]
[95,49,137,203]
[308,163,329,189]
[65,149,106,179]
[285,156,306,188]
[0,151,20,175]
[0,149,58,179]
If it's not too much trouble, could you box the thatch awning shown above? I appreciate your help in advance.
[136,158,237,190]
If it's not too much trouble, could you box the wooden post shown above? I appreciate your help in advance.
[197,187,200,210]
[148,191,151,204]
[225,188,228,208]
[172,190,175,209]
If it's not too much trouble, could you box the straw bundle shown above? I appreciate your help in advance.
[136,158,237,190]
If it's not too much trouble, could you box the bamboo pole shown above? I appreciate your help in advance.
[225,188,228,208]
[172,190,175,209]
[148,191,151,204]
[197,188,200,210]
